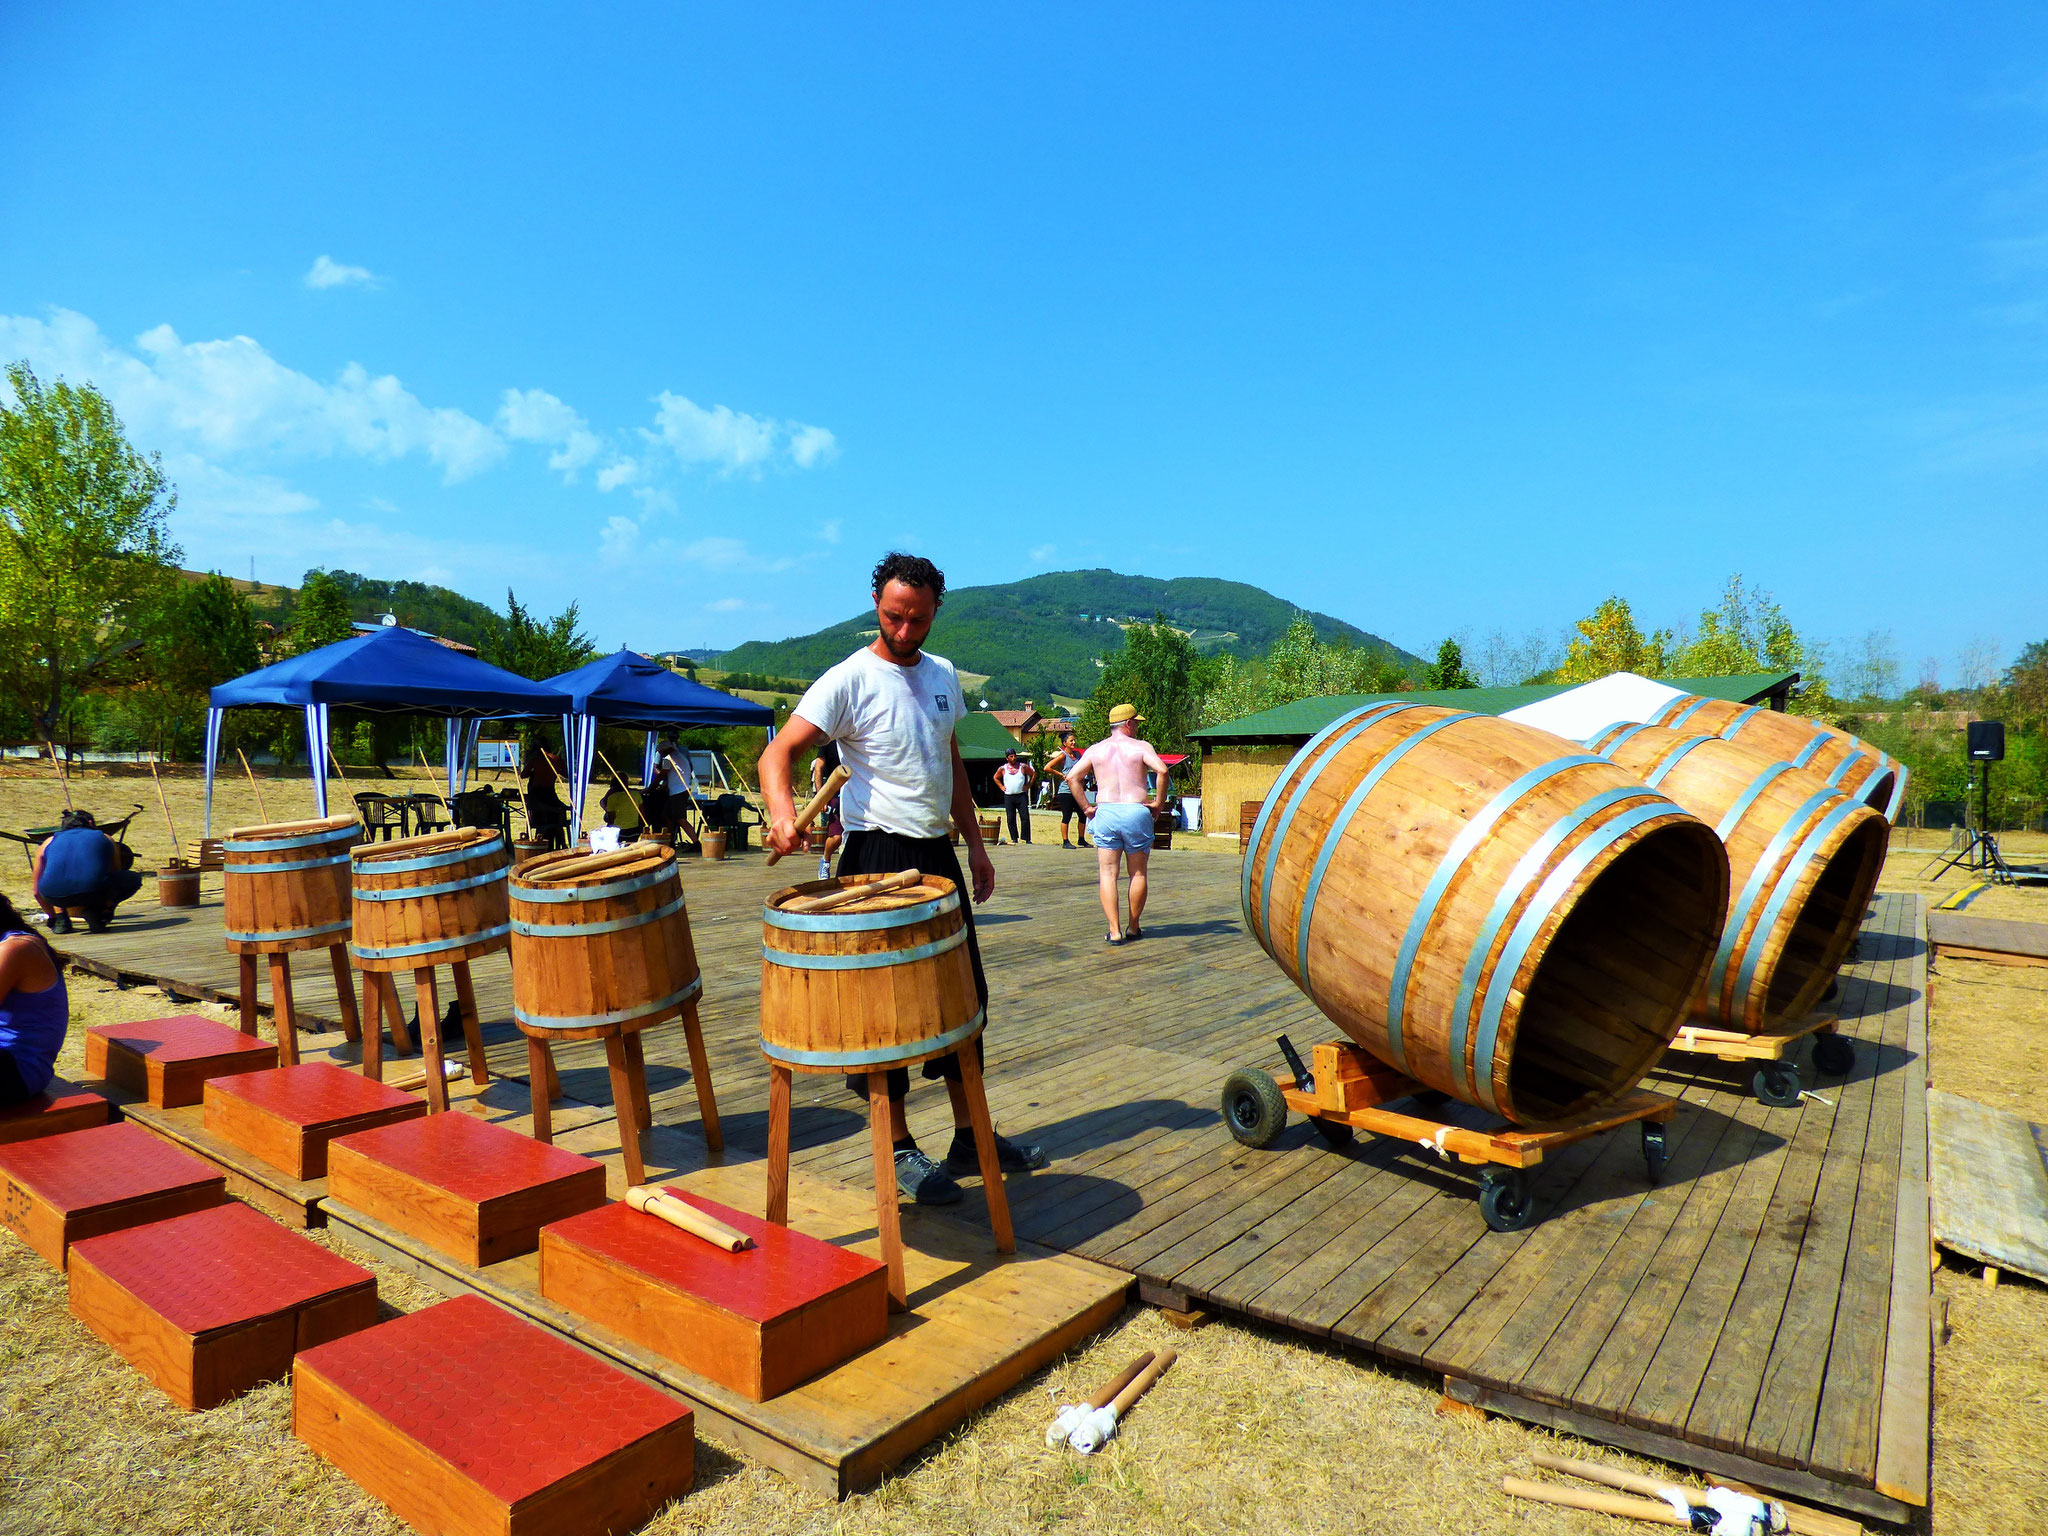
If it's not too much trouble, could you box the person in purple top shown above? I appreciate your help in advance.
[0,892,68,1105]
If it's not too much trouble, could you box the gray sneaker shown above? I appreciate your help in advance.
[946,1129,1049,1174]
[894,1146,963,1205]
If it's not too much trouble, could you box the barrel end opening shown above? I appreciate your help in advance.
[1761,810,1890,1026]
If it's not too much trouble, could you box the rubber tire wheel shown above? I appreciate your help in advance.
[1812,1032,1856,1076]
[1821,975,1841,1004]
[1754,1061,1803,1108]
[1641,1124,1668,1184]
[1221,1069,1288,1149]
[1478,1170,1535,1232]
[1312,1118,1356,1149]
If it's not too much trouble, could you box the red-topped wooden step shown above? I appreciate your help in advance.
[203,1064,424,1180]
[85,1015,278,1108]
[68,1201,377,1409]
[293,1293,695,1536]
[327,1112,606,1267]
[540,1188,888,1402]
[0,1078,110,1144]
[0,1122,225,1267]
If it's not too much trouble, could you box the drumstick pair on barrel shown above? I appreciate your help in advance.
[1044,1348,1177,1453]
[623,1185,755,1253]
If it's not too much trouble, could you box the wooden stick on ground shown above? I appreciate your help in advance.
[1089,1353,1155,1409]
[624,1186,753,1251]
[783,869,922,914]
[1501,1477,1686,1526]
[147,757,182,857]
[234,748,270,821]
[766,764,849,866]
[44,739,73,810]
[411,744,454,806]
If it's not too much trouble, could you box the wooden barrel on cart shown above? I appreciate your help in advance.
[760,873,979,1073]
[1243,705,1729,1124]
[509,846,699,1038]
[1646,694,1904,821]
[1587,722,1888,1033]
[349,828,511,973]
[222,815,360,955]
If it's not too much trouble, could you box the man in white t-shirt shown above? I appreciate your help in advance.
[758,552,1046,1207]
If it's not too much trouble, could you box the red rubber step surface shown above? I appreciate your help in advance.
[332,1111,601,1201]
[0,1084,108,1142]
[68,1202,372,1334]
[540,1189,883,1325]
[86,1015,274,1064]
[204,1063,417,1126]
[0,1122,220,1210]
[296,1294,690,1504]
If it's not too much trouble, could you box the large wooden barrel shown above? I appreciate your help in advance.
[222,815,360,955]
[1645,695,1905,821]
[1587,722,1888,1032]
[508,846,700,1037]
[760,873,979,1074]
[350,828,511,974]
[1243,705,1728,1124]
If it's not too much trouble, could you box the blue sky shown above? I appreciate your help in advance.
[4,6,2045,687]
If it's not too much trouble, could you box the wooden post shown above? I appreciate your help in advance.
[451,961,488,1084]
[413,967,448,1114]
[869,1074,907,1311]
[680,1006,723,1153]
[526,1038,554,1143]
[359,971,383,1081]
[147,759,182,855]
[958,1041,1014,1253]
[622,1030,653,1130]
[604,1033,645,1188]
[766,1064,792,1226]
[238,954,260,1039]
[330,947,361,1042]
[267,953,300,1068]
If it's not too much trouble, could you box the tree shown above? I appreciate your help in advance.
[2005,640,2048,733]
[1666,575,1833,715]
[1197,614,1410,728]
[1557,596,1669,684]
[0,361,181,746]
[1425,637,1477,690]
[95,574,265,761]
[481,589,596,680]
[291,570,357,654]
[1078,616,1210,752]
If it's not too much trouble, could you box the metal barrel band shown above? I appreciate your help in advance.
[762,926,968,971]
[1471,800,1687,1113]
[353,866,509,902]
[761,1011,983,1070]
[512,891,686,937]
[1242,701,1417,936]
[1295,712,1480,994]
[226,851,354,874]
[1732,798,1869,1010]
[1585,721,1652,753]
[1644,735,1716,790]
[1659,696,1715,731]
[1448,787,1663,1103]
[1848,761,1894,809]
[1719,703,1767,741]
[764,890,959,932]
[1708,786,1842,1007]
[1713,761,1799,840]
[513,975,703,1032]
[352,836,505,875]
[511,862,674,904]
[1793,736,1829,769]
[223,828,359,853]
[350,922,512,962]
[1825,749,1872,789]
[1385,753,1604,1077]
[224,917,353,944]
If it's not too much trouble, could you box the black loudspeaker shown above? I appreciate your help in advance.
[1967,720,2006,762]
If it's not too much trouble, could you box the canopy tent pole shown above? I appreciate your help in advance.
[642,731,658,789]
[460,719,481,794]
[203,708,224,837]
[306,704,329,817]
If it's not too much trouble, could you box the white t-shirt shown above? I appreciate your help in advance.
[794,647,961,840]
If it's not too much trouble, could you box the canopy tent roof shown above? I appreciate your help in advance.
[210,624,572,717]
[545,649,774,729]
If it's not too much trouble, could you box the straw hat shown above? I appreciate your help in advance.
[1108,703,1144,725]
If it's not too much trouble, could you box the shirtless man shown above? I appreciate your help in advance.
[1065,703,1168,945]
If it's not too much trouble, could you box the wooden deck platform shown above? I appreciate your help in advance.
[54,850,1930,1521]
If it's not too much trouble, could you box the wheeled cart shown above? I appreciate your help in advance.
[1221,1036,1676,1233]
[1665,1011,1852,1107]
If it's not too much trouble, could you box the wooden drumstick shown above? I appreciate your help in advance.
[624,1186,754,1252]
[767,765,850,865]
[1501,1477,1687,1525]
[783,869,921,914]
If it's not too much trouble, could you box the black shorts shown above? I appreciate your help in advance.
[1054,792,1079,814]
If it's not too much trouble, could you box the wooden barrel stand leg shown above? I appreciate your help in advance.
[956,1042,1014,1253]
[452,961,489,1085]
[766,1064,792,1226]
[237,954,260,1040]
[267,953,301,1068]
[604,1031,646,1188]
[358,970,383,1082]
[526,1037,554,1143]
[329,945,360,1042]
[678,1006,723,1153]
[868,1074,908,1312]
[383,974,414,1056]
[622,1029,653,1131]
[413,967,449,1114]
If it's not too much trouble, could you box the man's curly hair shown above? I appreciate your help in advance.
[871,552,945,606]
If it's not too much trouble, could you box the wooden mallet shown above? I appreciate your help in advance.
[1068,1347,1176,1453]
[623,1186,755,1252]
[766,764,849,866]
[1045,1352,1155,1446]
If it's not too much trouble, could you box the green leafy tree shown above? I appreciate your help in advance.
[1078,616,1211,752]
[1425,637,1477,690]
[291,570,357,654]
[481,589,596,680]
[1557,596,1669,684]
[0,361,181,748]
[1197,614,1410,728]
[1667,575,1834,716]
[2004,640,2048,734]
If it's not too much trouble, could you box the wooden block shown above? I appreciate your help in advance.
[0,1078,110,1144]
[203,1065,425,1181]
[328,1112,606,1267]
[540,1188,888,1402]
[0,1122,225,1268]
[293,1294,694,1536]
[67,1201,376,1409]
[85,1015,279,1108]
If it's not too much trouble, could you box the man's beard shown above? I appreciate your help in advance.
[878,631,923,661]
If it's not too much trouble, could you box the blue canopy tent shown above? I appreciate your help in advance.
[545,649,775,839]
[204,626,573,834]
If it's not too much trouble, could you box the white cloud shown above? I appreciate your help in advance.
[708,597,748,612]
[496,387,602,479]
[818,518,843,545]
[305,255,379,290]
[599,515,642,564]
[1029,543,1058,563]
[645,391,837,477]
[595,456,642,492]
[789,423,839,468]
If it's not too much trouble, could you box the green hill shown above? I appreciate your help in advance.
[714,570,1423,703]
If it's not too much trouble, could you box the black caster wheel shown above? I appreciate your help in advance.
[1641,1123,1668,1183]
[1312,1118,1356,1149]
[1754,1060,1804,1108]
[1221,1069,1288,1149]
[1478,1168,1535,1232]
[1821,975,1840,1004]
[1812,1032,1855,1076]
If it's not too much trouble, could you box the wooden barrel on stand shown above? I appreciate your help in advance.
[349,828,511,972]
[222,815,359,954]
[1243,705,1729,1124]
[1646,694,1905,821]
[1587,722,1888,1033]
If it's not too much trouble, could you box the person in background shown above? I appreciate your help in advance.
[0,892,67,1105]
[810,739,846,860]
[996,749,1034,845]
[1050,732,1091,849]
[1065,703,1169,945]
[33,810,141,934]
[520,739,570,848]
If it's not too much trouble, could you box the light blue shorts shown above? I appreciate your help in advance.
[1091,803,1155,852]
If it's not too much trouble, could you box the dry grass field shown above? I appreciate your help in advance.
[0,767,2043,1534]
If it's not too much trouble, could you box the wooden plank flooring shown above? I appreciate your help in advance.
[52,847,1929,1520]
